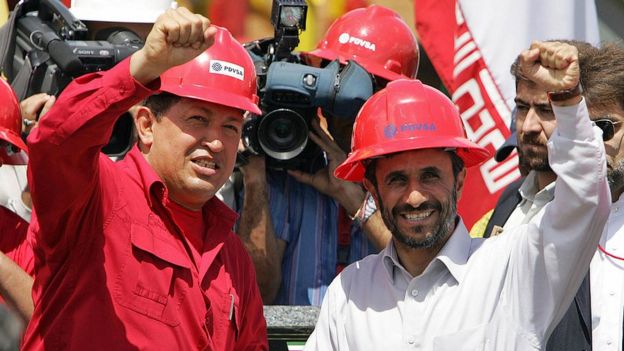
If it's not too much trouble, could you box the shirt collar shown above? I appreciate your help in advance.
[381,218,472,285]
[121,145,168,208]
[120,145,238,230]
[518,170,556,205]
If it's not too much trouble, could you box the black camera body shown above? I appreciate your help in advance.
[1,0,141,157]
[241,0,373,170]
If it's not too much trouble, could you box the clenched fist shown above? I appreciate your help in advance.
[130,7,217,84]
[518,41,580,95]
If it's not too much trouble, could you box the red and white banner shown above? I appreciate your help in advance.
[414,0,600,229]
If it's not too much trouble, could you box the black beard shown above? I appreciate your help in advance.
[376,186,458,250]
[608,159,624,200]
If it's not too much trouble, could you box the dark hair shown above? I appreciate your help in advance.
[510,40,624,111]
[141,92,181,120]
[363,150,465,188]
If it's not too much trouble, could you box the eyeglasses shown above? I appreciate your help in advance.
[594,118,623,141]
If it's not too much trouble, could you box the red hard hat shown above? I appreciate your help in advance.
[159,26,261,115]
[335,80,490,182]
[304,5,419,81]
[0,79,28,165]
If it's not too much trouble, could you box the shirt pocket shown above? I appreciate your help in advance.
[212,289,241,349]
[433,324,492,351]
[115,223,191,327]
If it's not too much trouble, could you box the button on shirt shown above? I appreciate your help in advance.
[305,99,611,350]
[22,59,268,350]
[503,170,556,230]
[592,195,624,351]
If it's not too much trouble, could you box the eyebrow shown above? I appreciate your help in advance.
[514,97,551,110]
[194,106,243,123]
[384,166,441,180]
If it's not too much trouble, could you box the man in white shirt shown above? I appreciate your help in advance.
[485,41,624,351]
[304,41,611,350]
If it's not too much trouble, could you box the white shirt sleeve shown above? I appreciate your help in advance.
[502,98,611,340]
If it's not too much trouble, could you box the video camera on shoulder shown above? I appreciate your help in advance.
[0,0,141,157]
[241,0,374,171]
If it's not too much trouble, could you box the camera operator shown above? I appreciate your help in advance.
[236,5,420,305]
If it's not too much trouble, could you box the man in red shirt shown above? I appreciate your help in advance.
[23,7,267,351]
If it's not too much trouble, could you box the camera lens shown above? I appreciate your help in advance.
[258,108,308,160]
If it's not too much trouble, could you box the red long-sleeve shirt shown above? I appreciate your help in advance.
[22,59,268,350]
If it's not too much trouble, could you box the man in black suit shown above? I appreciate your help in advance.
[485,40,624,350]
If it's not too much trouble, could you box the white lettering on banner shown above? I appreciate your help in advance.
[454,72,516,194]
[479,69,513,128]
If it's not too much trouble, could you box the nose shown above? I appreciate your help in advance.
[203,138,224,153]
[405,181,428,208]
[520,108,542,134]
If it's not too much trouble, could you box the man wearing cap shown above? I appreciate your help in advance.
[23,7,267,350]
[304,41,610,350]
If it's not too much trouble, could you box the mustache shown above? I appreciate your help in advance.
[519,133,546,146]
[392,202,441,215]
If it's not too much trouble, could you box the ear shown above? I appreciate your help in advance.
[134,106,157,149]
[362,177,379,206]
[455,167,467,200]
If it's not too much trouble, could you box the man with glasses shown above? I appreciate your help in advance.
[484,40,624,350]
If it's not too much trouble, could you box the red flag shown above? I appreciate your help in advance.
[414,0,599,229]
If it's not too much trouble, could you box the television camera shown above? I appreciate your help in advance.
[0,0,141,157]
[241,0,374,170]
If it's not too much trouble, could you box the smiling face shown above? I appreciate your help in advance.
[364,149,465,250]
[137,97,243,210]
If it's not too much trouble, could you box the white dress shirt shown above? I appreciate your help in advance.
[0,165,30,222]
[592,195,624,351]
[503,170,555,230]
[305,99,611,351]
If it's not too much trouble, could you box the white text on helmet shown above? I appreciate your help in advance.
[209,60,245,81]
[337,33,376,52]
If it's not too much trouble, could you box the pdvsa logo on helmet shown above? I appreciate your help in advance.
[209,60,245,81]
[337,33,376,51]
[384,123,437,139]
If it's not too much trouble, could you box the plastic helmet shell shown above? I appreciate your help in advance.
[335,79,491,182]
[0,79,28,165]
[305,5,419,81]
[159,26,261,115]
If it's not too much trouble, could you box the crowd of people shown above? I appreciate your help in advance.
[0,1,622,350]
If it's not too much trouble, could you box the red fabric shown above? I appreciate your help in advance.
[413,0,456,89]
[0,206,34,275]
[167,199,205,266]
[208,0,249,41]
[23,59,268,351]
[414,1,512,228]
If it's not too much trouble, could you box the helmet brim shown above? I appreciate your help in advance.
[159,84,261,116]
[335,136,491,182]
[0,129,28,165]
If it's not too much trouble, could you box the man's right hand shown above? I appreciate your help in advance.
[130,7,217,85]
[518,41,581,105]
